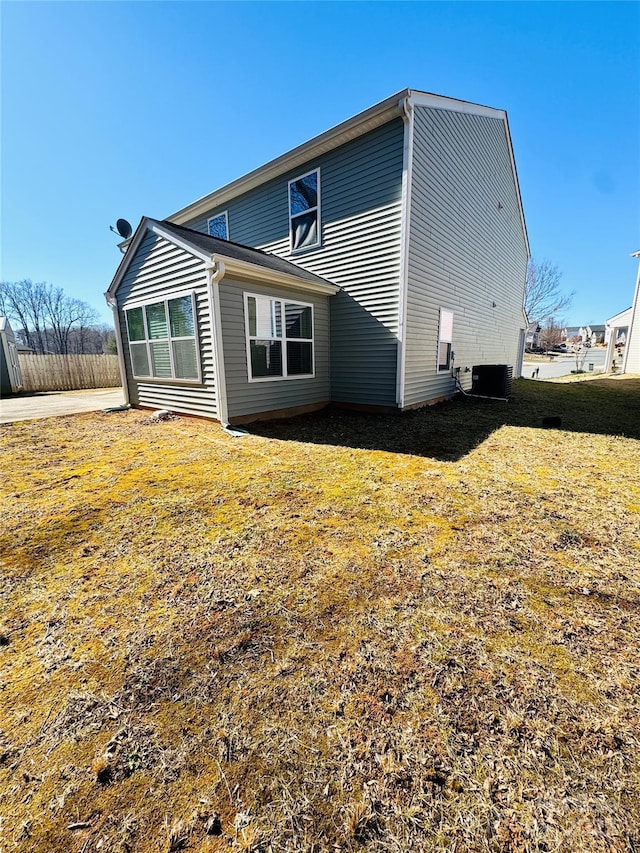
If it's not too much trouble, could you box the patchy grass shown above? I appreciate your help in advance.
[1,377,639,853]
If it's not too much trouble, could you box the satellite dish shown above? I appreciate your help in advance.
[115,218,132,239]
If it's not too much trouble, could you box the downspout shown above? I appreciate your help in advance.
[206,258,230,426]
[396,93,414,409]
[105,293,130,405]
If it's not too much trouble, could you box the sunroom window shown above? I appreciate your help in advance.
[207,211,229,240]
[126,294,200,381]
[245,294,314,381]
[289,169,320,251]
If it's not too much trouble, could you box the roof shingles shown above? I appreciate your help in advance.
[154,220,335,288]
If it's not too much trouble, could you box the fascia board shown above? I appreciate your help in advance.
[148,221,213,263]
[105,218,152,301]
[502,112,531,259]
[408,90,506,120]
[607,307,633,325]
[407,92,531,259]
[105,218,212,302]
[169,91,408,226]
[215,255,340,296]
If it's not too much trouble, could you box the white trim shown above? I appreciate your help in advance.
[148,222,212,263]
[437,308,454,373]
[106,218,212,301]
[124,287,197,312]
[167,88,524,229]
[243,292,315,382]
[216,254,338,296]
[207,261,229,424]
[408,91,506,120]
[106,219,154,300]
[106,295,130,405]
[106,219,339,302]
[169,93,406,226]
[501,113,531,259]
[623,254,640,374]
[396,95,414,408]
[288,168,321,253]
[207,210,229,240]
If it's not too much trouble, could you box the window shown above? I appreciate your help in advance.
[289,169,320,251]
[126,293,200,381]
[245,293,314,381]
[207,211,229,240]
[438,309,454,371]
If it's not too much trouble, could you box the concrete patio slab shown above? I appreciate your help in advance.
[0,388,125,423]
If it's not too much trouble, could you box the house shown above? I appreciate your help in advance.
[605,251,640,374]
[585,324,606,345]
[106,89,530,425]
[605,307,631,371]
[562,326,581,343]
[525,322,542,350]
[0,317,24,395]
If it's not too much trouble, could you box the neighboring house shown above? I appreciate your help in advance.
[604,307,631,371]
[585,324,606,345]
[562,325,604,346]
[562,326,581,342]
[607,251,640,375]
[0,318,24,395]
[106,89,530,424]
[525,322,541,349]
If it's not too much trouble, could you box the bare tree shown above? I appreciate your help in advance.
[539,316,564,351]
[44,288,99,355]
[0,279,109,354]
[0,279,50,353]
[524,259,574,324]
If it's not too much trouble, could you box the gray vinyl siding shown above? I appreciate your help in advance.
[116,231,218,418]
[183,119,405,407]
[219,277,330,419]
[403,107,528,407]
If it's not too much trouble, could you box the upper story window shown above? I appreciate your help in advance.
[289,169,321,252]
[207,211,229,240]
[244,293,314,381]
[126,293,200,382]
[438,308,454,372]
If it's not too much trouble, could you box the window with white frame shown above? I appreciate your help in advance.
[245,293,314,380]
[126,294,200,381]
[438,309,454,371]
[207,211,229,240]
[289,169,320,251]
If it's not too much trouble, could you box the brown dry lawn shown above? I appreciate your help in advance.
[1,377,639,853]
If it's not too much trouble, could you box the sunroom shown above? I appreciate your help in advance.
[106,218,339,424]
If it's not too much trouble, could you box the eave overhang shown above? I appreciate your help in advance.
[105,218,339,306]
[212,255,339,296]
[166,88,530,261]
[168,90,410,226]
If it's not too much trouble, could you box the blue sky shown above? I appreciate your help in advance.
[1,1,638,326]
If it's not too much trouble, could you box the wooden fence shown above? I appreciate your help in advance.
[18,354,121,392]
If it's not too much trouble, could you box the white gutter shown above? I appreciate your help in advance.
[169,91,408,226]
[105,293,130,405]
[206,259,230,426]
[214,255,339,296]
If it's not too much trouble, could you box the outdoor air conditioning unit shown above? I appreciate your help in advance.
[471,364,513,399]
